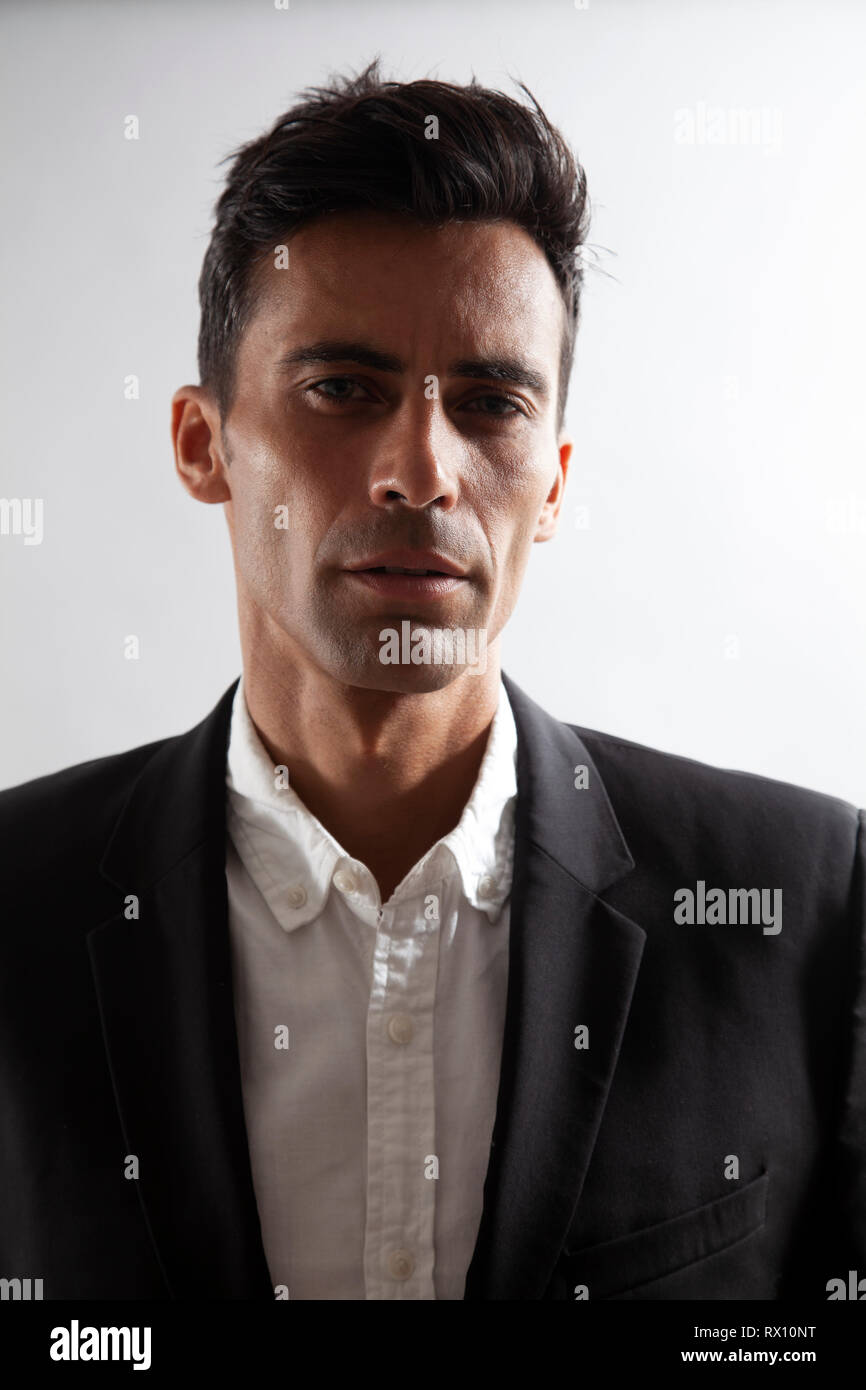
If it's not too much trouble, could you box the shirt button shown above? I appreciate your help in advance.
[387,1013,414,1045]
[286,883,307,908]
[387,1249,415,1280]
[334,867,360,894]
[477,874,497,900]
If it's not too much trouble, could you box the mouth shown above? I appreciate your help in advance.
[343,568,467,598]
[346,550,466,576]
[342,550,469,598]
[361,565,451,576]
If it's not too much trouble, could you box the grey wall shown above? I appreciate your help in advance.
[2,0,864,802]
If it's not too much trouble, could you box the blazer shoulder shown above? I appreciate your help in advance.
[570,722,862,849]
[0,734,175,880]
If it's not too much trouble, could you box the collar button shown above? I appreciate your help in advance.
[477,874,497,900]
[287,883,307,909]
[334,867,360,895]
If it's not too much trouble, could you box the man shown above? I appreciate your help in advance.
[0,60,863,1302]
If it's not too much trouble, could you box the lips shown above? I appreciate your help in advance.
[370,565,439,575]
[345,550,467,578]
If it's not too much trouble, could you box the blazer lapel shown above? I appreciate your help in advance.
[87,678,274,1299]
[463,674,646,1299]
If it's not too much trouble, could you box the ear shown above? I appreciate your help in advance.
[171,385,232,504]
[534,434,572,542]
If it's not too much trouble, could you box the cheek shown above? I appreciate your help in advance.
[226,469,296,589]
[475,458,551,556]
[230,438,326,552]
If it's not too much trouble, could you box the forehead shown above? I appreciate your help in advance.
[242,210,565,368]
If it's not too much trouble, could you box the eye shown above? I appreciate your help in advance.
[306,376,372,404]
[463,394,525,417]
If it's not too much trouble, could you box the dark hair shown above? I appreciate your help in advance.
[197,57,590,432]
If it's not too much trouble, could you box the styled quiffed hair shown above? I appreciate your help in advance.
[197,57,590,430]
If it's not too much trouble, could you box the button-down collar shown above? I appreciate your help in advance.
[225,676,518,930]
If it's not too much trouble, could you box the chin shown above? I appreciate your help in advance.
[315,620,491,693]
[338,660,479,695]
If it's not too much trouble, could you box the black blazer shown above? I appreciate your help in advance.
[0,673,863,1300]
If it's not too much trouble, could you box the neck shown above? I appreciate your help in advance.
[239,631,502,902]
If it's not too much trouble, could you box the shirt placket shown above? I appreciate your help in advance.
[364,891,441,1299]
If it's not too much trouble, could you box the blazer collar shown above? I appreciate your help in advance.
[90,671,644,1299]
[500,671,635,894]
[99,677,240,893]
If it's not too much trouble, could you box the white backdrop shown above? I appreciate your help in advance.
[1,0,864,803]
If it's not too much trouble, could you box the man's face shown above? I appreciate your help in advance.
[213,210,571,692]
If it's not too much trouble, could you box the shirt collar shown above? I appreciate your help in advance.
[225,674,518,930]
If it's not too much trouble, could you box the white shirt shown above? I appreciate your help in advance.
[224,675,518,1300]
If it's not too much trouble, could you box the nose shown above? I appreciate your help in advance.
[367,396,461,512]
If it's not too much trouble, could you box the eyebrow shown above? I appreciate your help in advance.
[275,340,549,398]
